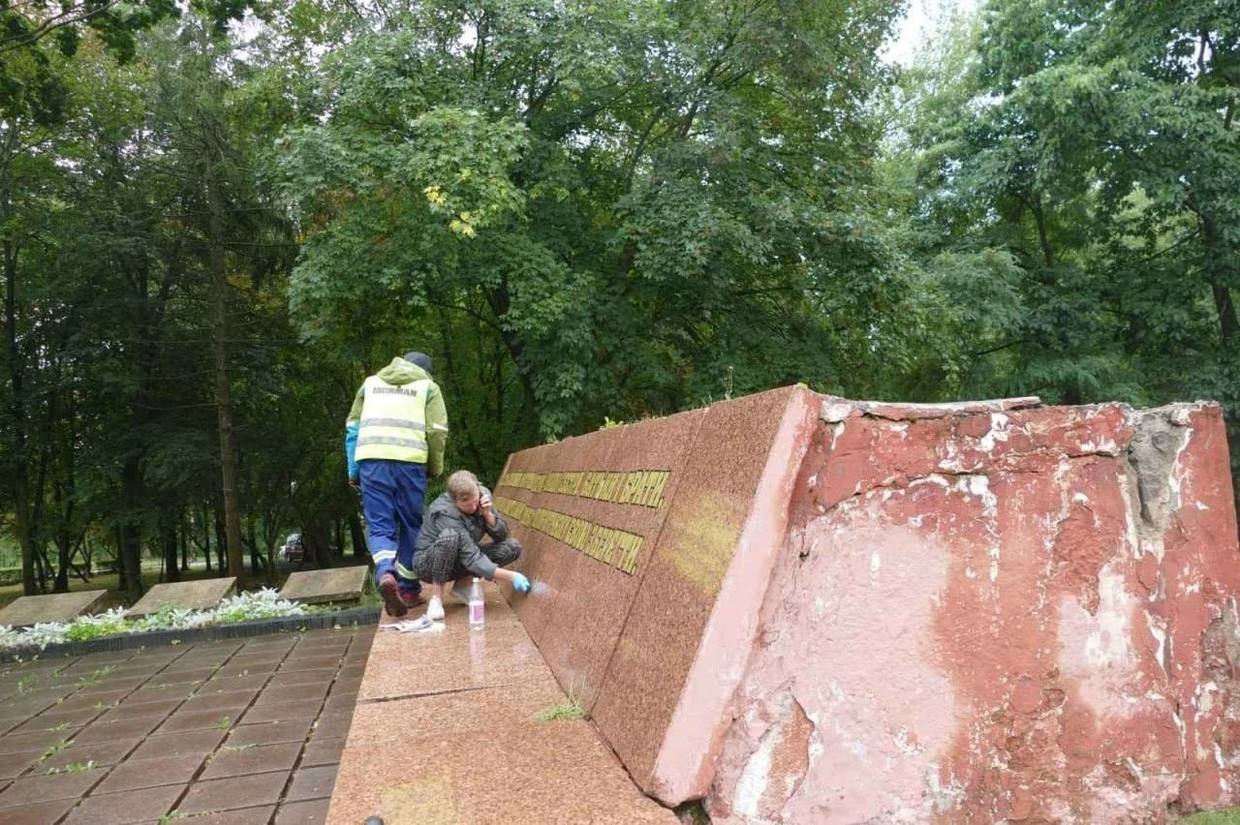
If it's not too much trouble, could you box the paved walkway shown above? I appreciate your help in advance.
[0,626,372,824]
[327,587,677,825]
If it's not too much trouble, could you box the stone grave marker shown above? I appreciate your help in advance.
[279,566,369,605]
[127,577,237,618]
[0,590,109,627]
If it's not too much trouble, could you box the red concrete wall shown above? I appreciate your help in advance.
[496,386,820,804]
[706,398,1240,824]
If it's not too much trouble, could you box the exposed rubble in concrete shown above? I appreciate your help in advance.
[707,397,1240,824]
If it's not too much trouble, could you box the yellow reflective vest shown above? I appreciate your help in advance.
[355,375,433,463]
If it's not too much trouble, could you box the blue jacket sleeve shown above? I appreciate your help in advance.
[345,422,360,480]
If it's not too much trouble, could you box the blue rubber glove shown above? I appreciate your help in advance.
[511,572,531,593]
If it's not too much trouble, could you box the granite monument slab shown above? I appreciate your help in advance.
[279,567,368,605]
[0,590,109,627]
[126,578,236,618]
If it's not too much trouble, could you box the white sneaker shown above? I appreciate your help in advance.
[450,584,472,605]
[426,596,445,622]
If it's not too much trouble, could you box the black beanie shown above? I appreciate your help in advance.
[403,351,432,373]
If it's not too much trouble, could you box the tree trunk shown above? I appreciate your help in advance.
[246,516,264,576]
[206,166,245,580]
[162,514,180,583]
[304,516,334,569]
[349,512,368,561]
[180,512,189,572]
[120,455,145,601]
[5,238,35,596]
[201,504,212,571]
[213,500,227,574]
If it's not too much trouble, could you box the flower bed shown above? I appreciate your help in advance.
[0,588,310,652]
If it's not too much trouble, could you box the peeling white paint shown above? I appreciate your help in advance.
[1145,612,1169,677]
[734,724,778,818]
[978,413,1011,453]
[893,727,924,757]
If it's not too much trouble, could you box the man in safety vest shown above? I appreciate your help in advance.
[344,351,448,617]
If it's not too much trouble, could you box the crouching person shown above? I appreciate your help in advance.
[413,470,530,620]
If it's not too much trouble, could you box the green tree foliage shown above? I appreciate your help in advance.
[4,0,1239,599]
[276,0,920,449]
[898,0,1240,498]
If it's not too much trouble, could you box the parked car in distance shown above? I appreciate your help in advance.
[280,532,305,563]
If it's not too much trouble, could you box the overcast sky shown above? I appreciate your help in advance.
[884,0,981,66]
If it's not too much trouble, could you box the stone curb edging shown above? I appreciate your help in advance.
[0,606,381,663]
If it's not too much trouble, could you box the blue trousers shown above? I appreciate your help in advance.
[359,459,427,593]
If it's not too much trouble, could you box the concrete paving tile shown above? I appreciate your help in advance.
[0,728,82,757]
[95,699,181,724]
[200,742,301,780]
[224,718,313,748]
[178,771,289,814]
[266,670,336,689]
[177,804,276,824]
[0,699,60,723]
[307,713,353,741]
[129,728,226,761]
[162,656,230,673]
[0,750,41,780]
[286,764,337,801]
[213,662,279,679]
[105,663,165,679]
[123,684,193,705]
[0,797,77,824]
[54,690,131,712]
[0,767,106,809]
[267,682,329,703]
[320,693,359,715]
[71,716,162,745]
[149,667,217,685]
[275,798,330,825]
[225,654,284,668]
[156,708,236,734]
[204,674,271,693]
[279,656,343,672]
[181,689,258,713]
[9,707,101,734]
[62,782,185,825]
[76,676,148,694]
[92,754,205,794]
[240,702,318,724]
[41,738,134,770]
[299,737,344,768]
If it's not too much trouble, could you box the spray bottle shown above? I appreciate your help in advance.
[468,577,485,629]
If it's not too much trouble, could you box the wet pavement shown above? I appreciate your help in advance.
[0,626,373,824]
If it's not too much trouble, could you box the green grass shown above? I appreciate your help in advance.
[535,683,589,722]
[535,701,586,721]
[38,739,72,761]
[46,760,95,775]
[1181,812,1240,824]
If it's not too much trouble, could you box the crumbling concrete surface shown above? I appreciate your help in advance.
[707,398,1240,824]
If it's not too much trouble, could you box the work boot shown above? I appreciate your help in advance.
[377,573,407,618]
[398,588,425,609]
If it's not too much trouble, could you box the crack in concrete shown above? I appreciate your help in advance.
[357,684,501,705]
